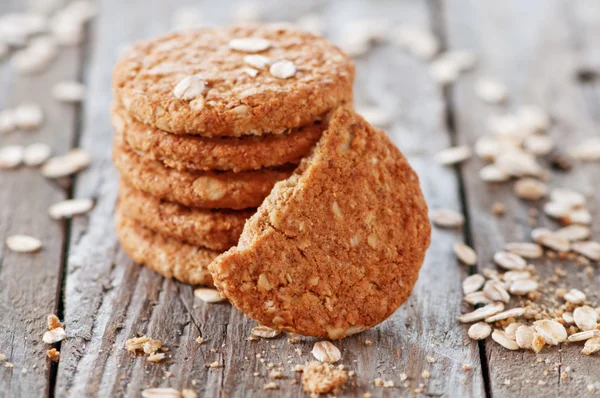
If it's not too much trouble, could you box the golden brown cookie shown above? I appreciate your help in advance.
[111,103,323,172]
[112,23,354,136]
[119,180,251,251]
[113,138,293,210]
[115,206,218,286]
[210,107,431,339]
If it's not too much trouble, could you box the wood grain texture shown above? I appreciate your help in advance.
[441,0,600,395]
[54,0,484,396]
[0,1,85,397]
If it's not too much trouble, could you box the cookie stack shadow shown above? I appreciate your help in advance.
[110,24,354,286]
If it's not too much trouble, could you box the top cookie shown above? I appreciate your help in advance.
[209,107,431,339]
[112,23,355,136]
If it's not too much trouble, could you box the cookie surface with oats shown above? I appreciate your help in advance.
[113,135,293,210]
[112,24,354,136]
[209,107,431,338]
[119,181,252,251]
[115,206,218,285]
[112,104,323,172]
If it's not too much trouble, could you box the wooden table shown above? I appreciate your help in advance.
[1,0,599,396]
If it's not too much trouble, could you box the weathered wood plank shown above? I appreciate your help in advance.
[56,0,484,397]
[441,0,600,395]
[0,2,85,397]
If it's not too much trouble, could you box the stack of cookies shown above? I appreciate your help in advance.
[111,24,354,286]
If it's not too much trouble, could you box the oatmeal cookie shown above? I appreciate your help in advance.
[113,137,293,210]
[112,23,354,136]
[209,107,431,338]
[112,103,323,172]
[119,181,251,251]
[115,206,218,285]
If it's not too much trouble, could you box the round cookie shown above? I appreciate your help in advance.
[209,107,431,339]
[112,103,323,172]
[113,137,293,210]
[112,23,354,136]
[119,180,252,251]
[115,206,218,286]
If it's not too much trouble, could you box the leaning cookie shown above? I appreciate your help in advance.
[115,206,218,286]
[112,104,323,172]
[210,107,431,339]
[119,181,252,251]
[112,23,354,136]
[113,138,293,210]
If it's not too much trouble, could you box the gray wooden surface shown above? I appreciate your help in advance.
[0,0,598,397]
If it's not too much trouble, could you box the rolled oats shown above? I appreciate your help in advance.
[14,103,44,129]
[0,145,24,168]
[454,242,477,265]
[572,241,600,261]
[269,60,296,79]
[243,54,270,69]
[483,280,510,303]
[52,81,86,102]
[173,75,206,101]
[41,149,90,178]
[493,251,526,270]
[475,78,507,104]
[430,208,464,228]
[6,235,42,252]
[251,325,281,339]
[479,164,510,182]
[43,327,66,344]
[485,307,526,323]
[515,325,534,349]
[436,145,472,166]
[462,274,485,294]
[228,37,271,52]
[550,188,585,208]
[311,341,341,363]
[463,291,491,305]
[504,242,544,258]
[48,198,94,220]
[509,279,538,295]
[491,329,519,350]
[194,288,226,303]
[564,288,586,305]
[523,135,554,156]
[568,330,600,343]
[458,302,504,323]
[554,225,591,241]
[513,178,548,200]
[582,337,600,355]
[534,320,567,345]
[23,143,52,166]
[573,306,598,331]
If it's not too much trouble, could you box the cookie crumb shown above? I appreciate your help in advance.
[47,348,60,362]
[302,360,348,394]
[195,337,204,345]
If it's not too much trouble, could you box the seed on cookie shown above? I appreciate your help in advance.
[244,54,270,69]
[269,60,296,79]
[173,75,206,101]
[228,37,271,52]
